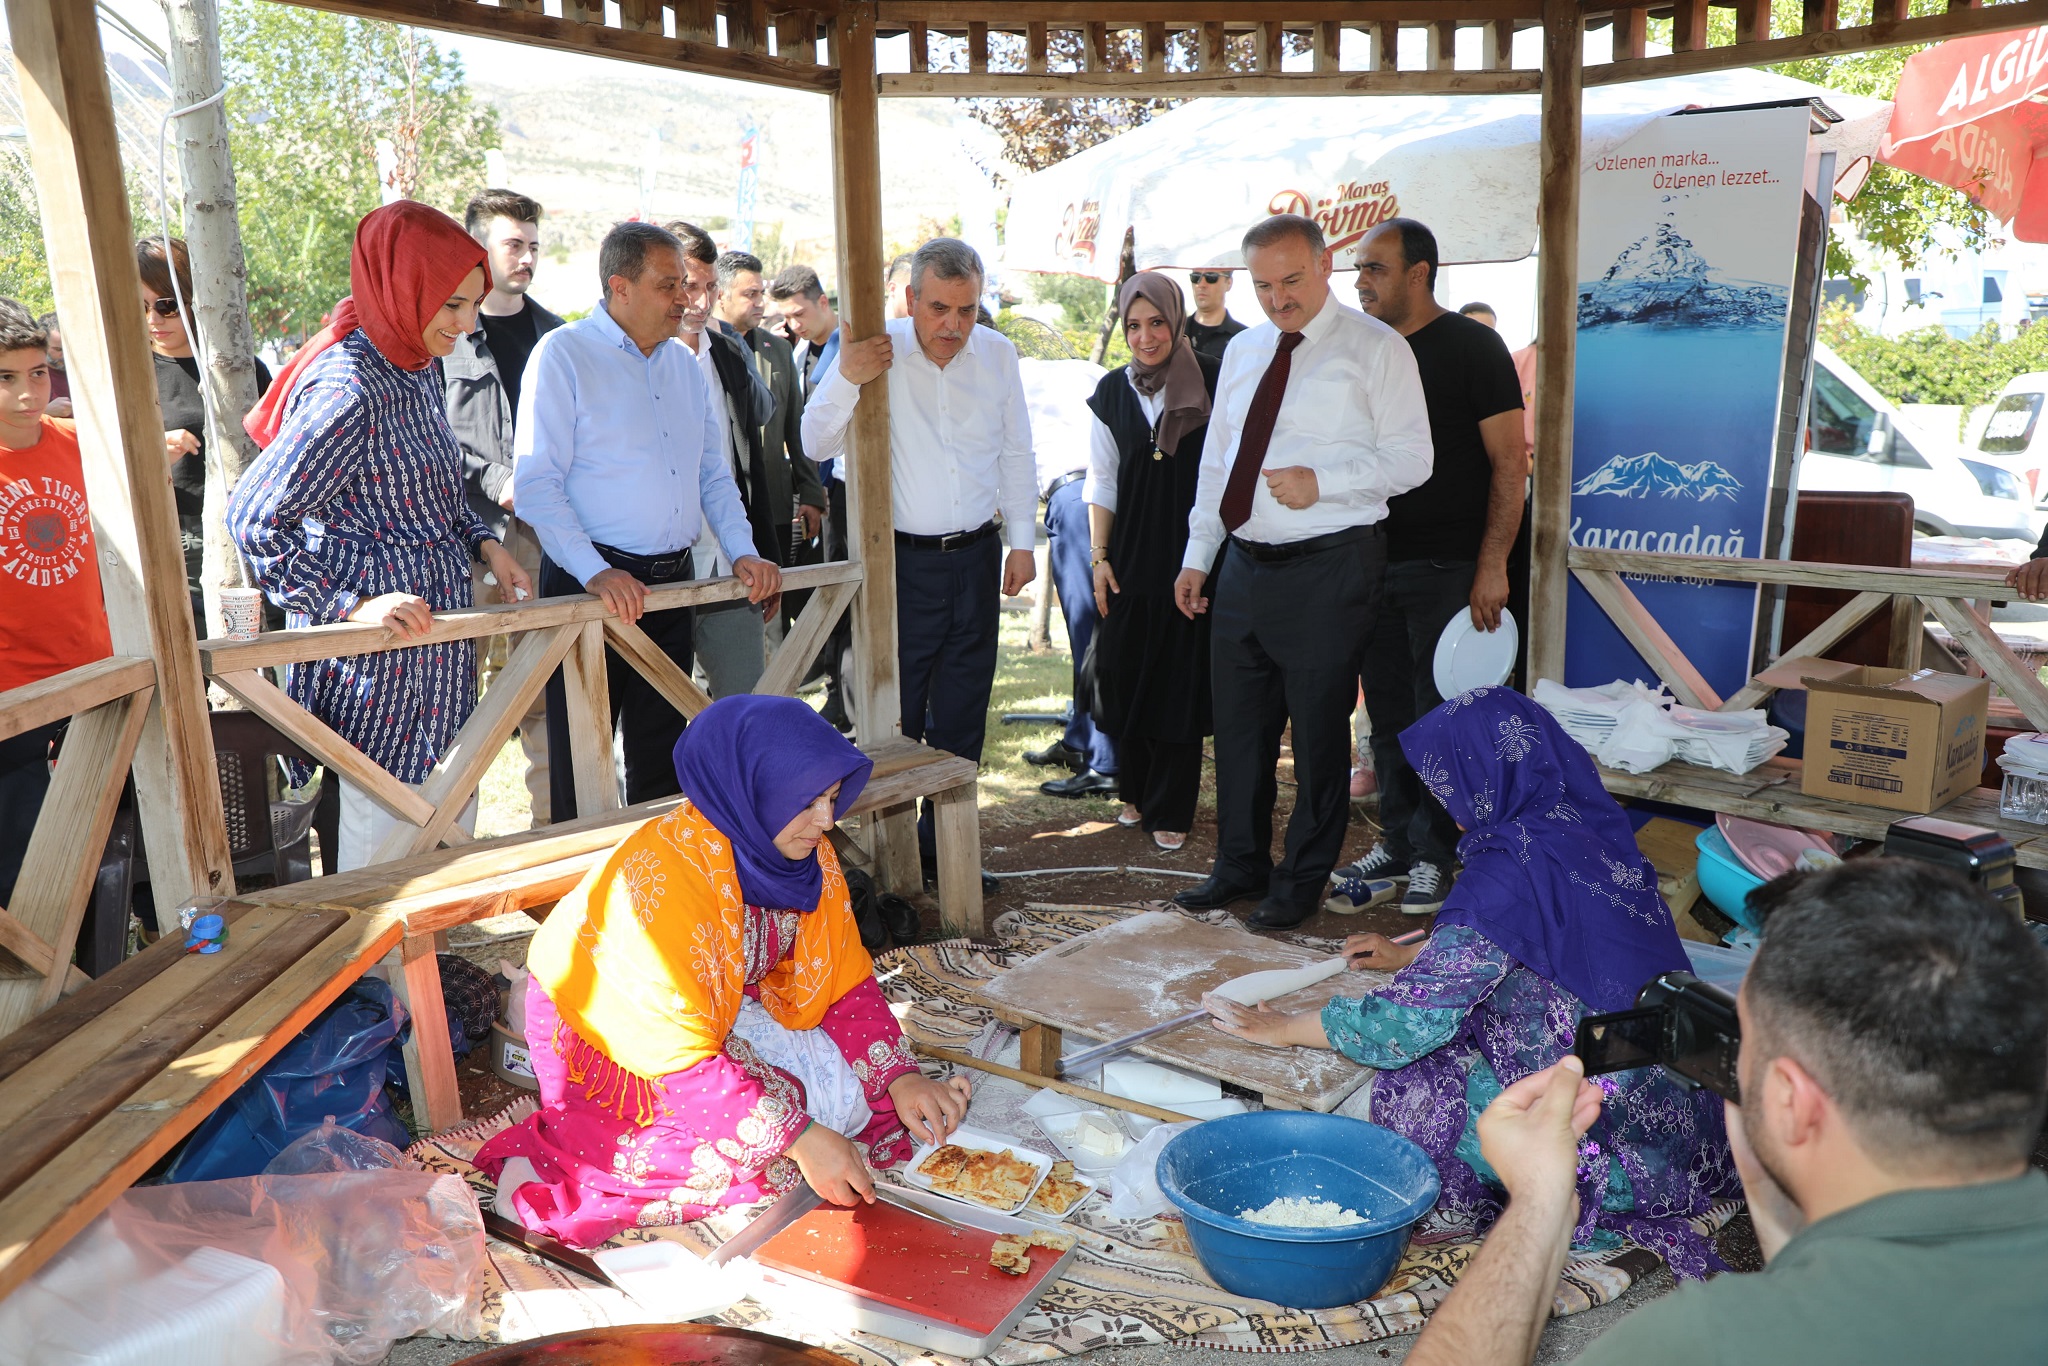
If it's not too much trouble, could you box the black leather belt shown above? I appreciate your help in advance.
[592,541,693,583]
[1043,470,1085,502]
[895,521,997,553]
[1228,523,1380,564]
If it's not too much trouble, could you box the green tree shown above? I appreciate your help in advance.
[0,146,53,318]
[218,1,498,342]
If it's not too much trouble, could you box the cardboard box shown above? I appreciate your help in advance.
[1758,658,1989,813]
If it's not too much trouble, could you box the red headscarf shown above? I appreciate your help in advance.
[244,200,489,446]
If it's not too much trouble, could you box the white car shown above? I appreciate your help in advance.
[1802,342,2039,543]
[1973,371,2048,509]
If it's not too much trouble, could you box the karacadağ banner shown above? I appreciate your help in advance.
[1565,104,1813,699]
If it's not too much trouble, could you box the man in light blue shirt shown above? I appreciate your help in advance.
[516,221,779,819]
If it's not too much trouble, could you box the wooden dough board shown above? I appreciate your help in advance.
[976,911,1384,1112]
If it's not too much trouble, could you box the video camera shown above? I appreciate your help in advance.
[1572,816,2023,1104]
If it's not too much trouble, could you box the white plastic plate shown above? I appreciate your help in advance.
[1433,607,1518,699]
[903,1125,1056,1214]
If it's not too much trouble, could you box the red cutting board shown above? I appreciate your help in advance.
[751,1200,1061,1334]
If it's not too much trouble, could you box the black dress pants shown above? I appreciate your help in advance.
[542,551,695,823]
[896,533,1001,858]
[1209,527,1385,915]
[1361,557,1475,869]
[0,723,58,905]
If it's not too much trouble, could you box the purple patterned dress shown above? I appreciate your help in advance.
[1324,923,1738,1277]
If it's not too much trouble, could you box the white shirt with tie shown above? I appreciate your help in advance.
[801,316,1038,551]
[1182,293,1434,571]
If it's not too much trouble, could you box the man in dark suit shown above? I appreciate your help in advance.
[770,264,852,730]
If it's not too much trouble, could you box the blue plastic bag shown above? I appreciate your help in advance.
[166,978,412,1183]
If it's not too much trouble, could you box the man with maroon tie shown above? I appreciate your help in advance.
[1171,214,1434,929]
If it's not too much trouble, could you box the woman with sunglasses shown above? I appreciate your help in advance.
[138,237,273,625]
[1084,271,1222,851]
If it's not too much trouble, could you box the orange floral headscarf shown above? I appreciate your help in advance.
[525,801,874,1121]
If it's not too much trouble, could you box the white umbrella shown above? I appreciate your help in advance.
[1004,69,1890,282]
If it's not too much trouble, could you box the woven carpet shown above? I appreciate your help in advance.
[410,903,1735,1359]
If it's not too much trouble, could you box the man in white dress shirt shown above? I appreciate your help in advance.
[803,238,1036,875]
[517,221,781,820]
[1171,214,1434,929]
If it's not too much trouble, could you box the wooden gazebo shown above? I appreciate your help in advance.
[6,0,2048,1303]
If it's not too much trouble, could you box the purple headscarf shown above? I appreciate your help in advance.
[1399,687,1688,1012]
[673,695,874,911]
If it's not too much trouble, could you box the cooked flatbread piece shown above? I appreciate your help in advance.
[1026,1229,1075,1252]
[1026,1163,1090,1216]
[989,1236,1032,1276]
[917,1143,1040,1208]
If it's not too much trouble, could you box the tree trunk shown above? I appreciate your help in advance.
[1089,225,1138,366]
[165,0,263,636]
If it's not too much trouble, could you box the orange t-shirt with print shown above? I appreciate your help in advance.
[0,416,113,692]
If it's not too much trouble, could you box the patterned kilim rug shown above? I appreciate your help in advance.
[410,903,1737,1359]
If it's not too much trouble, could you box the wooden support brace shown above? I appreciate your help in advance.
[676,0,719,42]
[617,0,660,32]
[0,657,154,745]
[1891,596,1926,670]
[732,0,768,50]
[1802,0,1839,35]
[560,621,620,817]
[930,783,984,940]
[1734,0,1770,44]
[0,690,153,1031]
[211,669,437,828]
[1485,18,1517,68]
[1143,20,1167,73]
[907,19,928,69]
[967,19,988,70]
[387,932,463,1134]
[1084,20,1107,71]
[1612,8,1648,60]
[560,0,601,24]
[374,623,579,863]
[1921,596,2048,731]
[1017,1021,1062,1077]
[1720,591,1891,713]
[1429,19,1458,69]
[1527,0,1581,686]
[1026,20,1046,71]
[605,616,716,719]
[0,906,90,989]
[757,578,859,699]
[1312,19,1340,71]
[1376,20,1400,71]
[1256,19,1283,72]
[1871,0,1908,23]
[1200,20,1225,71]
[1571,568,1723,710]
[774,8,818,56]
[1671,0,1708,51]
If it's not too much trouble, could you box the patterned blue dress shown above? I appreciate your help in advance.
[1322,923,1739,1277]
[230,329,494,785]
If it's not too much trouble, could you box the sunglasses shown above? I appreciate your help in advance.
[1189,271,1230,284]
[144,297,184,318]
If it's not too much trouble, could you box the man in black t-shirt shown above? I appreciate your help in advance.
[1183,267,1247,359]
[1332,218,1526,916]
[444,188,565,826]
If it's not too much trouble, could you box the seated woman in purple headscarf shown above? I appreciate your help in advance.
[1208,688,1739,1275]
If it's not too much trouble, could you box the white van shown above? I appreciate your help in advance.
[1802,342,2039,543]
[1974,371,2048,506]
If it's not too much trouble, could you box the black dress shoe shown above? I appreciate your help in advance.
[1024,739,1087,772]
[1041,769,1118,798]
[878,892,921,945]
[1249,897,1315,930]
[982,870,1000,896]
[1173,875,1261,910]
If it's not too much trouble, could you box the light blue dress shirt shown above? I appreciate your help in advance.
[513,300,757,587]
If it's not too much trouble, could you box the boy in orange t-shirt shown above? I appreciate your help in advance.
[0,301,113,903]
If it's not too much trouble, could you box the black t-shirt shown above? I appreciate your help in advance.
[481,301,542,420]
[1386,311,1524,562]
[154,351,273,517]
[1185,314,1246,360]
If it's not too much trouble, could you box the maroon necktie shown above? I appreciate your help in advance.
[1218,329,1306,534]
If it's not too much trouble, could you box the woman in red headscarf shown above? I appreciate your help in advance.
[230,201,532,869]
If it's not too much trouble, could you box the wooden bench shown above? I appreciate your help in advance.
[241,736,981,1134]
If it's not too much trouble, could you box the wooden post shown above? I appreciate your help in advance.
[829,4,917,894]
[7,0,236,917]
[1528,0,1582,687]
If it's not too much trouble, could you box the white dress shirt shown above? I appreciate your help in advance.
[801,316,1038,551]
[1021,357,1106,497]
[1082,373,1163,514]
[514,302,757,586]
[1182,295,1434,571]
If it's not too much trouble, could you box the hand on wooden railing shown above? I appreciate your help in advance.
[586,568,650,625]
[2005,557,2048,602]
[348,593,435,642]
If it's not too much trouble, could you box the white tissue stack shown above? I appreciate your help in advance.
[1534,679,1788,776]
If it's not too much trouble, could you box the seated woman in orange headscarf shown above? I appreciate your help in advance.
[475,696,970,1247]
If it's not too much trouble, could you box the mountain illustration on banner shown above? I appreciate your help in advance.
[1577,217,1789,329]
[1573,452,1743,501]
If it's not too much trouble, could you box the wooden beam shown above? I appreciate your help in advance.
[1611,7,1647,60]
[604,616,717,719]
[1255,19,1283,71]
[0,909,400,1300]
[617,0,661,32]
[930,783,984,938]
[1026,19,1047,71]
[559,621,621,817]
[1376,19,1400,70]
[1571,569,1722,710]
[1200,20,1227,69]
[197,560,865,674]
[1802,0,1839,35]
[0,690,152,1032]
[966,18,988,69]
[1733,0,1771,44]
[756,579,859,699]
[1921,596,2048,731]
[1590,0,2048,83]
[907,18,929,69]
[1485,16,1518,67]
[676,0,719,41]
[8,0,236,919]
[0,657,154,746]
[885,68,1541,94]
[1428,18,1458,68]
[1527,0,1581,686]
[1084,19,1108,69]
[1721,591,1891,712]
[269,0,840,93]
[386,932,462,1133]
[1143,19,1168,72]
[775,7,820,57]
[1567,548,2017,600]
[1669,0,1707,51]
[876,1,1541,20]
[0,907,89,988]
[210,669,437,827]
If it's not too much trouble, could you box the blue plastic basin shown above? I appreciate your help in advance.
[1694,825,1767,932]
[1156,1112,1440,1309]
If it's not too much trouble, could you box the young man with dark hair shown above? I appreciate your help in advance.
[1407,857,2048,1366]
[517,221,779,820]
[1337,217,1525,916]
[1184,266,1246,359]
[1458,301,1499,328]
[447,187,564,824]
[35,311,68,417]
[885,253,914,321]
[0,301,113,905]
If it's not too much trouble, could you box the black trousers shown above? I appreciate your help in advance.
[542,551,695,822]
[1209,527,1385,914]
[1361,558,1474,868]
[0,722,58,905]
[820,476,852,701]
[896,533,1001,857]
[1118,735,1203,834]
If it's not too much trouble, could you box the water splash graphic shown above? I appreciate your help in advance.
[1577,216,1788,329]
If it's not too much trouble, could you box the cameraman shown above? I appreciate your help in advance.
[1407,858,2048,1365]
